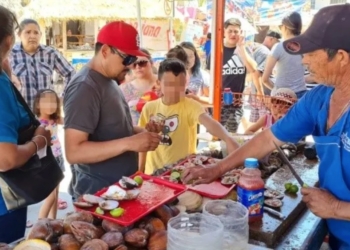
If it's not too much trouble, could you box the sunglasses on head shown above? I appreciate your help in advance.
[132,60,149,68]
[109,46,137,66]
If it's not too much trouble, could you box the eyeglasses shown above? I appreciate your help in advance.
[132,60,149,68]
[109,46,137,66]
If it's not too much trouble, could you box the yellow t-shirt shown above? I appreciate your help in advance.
[139,97,205,174]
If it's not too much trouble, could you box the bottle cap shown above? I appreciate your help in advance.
[224,88,231,91]
[244,158,258,168]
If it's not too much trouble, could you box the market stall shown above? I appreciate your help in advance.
[3,142,327,250]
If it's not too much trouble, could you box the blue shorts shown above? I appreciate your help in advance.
[0,207,27,244]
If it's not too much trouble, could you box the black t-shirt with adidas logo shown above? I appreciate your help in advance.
[206,46,247,93]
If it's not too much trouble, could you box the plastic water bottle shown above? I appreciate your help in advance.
[223,88,233,105]
[237,158,265,223]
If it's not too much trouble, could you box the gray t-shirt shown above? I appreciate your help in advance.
[64,66,137,197]
[271,43,306,93]
[250,43,273,96]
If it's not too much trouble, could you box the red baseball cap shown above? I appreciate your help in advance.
[97,21,147,57]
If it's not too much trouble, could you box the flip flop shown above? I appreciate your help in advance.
[57,199,68,210]
[26,220,33,228]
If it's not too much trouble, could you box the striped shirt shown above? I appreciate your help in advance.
[10,44,75,109]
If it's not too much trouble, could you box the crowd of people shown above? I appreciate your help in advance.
[0,2,350,249]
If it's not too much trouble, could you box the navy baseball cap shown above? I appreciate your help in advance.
[266,30,281,40]
[283,4,350,55]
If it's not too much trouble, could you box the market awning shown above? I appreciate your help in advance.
[23,0,173,21]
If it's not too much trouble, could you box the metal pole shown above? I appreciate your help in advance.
[169,0,175,47]
[210,0,225,122]
[136,0,143,47]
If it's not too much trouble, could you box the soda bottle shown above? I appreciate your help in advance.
[237,158,265,223]
[223,88,233,105]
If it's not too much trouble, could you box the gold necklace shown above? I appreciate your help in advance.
[327,95,350,130]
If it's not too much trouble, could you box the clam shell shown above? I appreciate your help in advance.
[73,202,94,208]
[264,189,284,199]
[125,189,141,200]
[98,200,119,211]
[83,194,105,204]
[101,186,127,200]
[264,198,283,208]
[119,176,138,189]
[221,174,239,185]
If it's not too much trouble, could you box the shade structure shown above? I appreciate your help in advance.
[24,0,173,21]
[1,0,23,13]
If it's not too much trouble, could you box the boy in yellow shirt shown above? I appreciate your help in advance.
[138,58,239,174]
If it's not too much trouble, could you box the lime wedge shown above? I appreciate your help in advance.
[133,175,143,185]
[110,208,125,217]
[95,207,104,215]
[170,171,181,181]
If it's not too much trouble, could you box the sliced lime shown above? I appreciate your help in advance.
[110,208,125,217]
[170,171,181,181]
[133,175,143,185]
[289,185,299,194]
[95,207,104,215]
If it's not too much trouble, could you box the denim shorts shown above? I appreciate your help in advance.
[0,207,27,244]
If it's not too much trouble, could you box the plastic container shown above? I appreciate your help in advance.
[237,158,265,223]
[223,88,233,105]
[203,200,249,250]
[167,213,224,250]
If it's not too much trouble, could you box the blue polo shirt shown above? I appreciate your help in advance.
[0,71,30,216]
[271,85,350,249]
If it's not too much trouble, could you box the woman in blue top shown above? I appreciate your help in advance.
[182,4,350,249]
[0,6,51,243]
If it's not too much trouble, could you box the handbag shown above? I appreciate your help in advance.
[0,84,64,211]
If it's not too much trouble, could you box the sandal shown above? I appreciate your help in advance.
[57,199,68,210]
[26,220,33,228]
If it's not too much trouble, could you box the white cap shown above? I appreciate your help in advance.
[271,88,297,104]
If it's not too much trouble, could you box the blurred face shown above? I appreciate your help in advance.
[38,92,58,116]
[160,71,187,101]
[263,36,277,49]
[19,23,41,53]
[131,56,152,78]
[224,25,241,46]
[302,49,349,87]
[100,45,135,79]
[270,98,293,120]
[183,47,196,70]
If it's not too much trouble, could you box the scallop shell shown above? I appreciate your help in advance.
[83,194,105,204]
[98,200,119,211]
[118,176,139,189]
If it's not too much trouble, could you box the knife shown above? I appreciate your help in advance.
[273,141,308,187]
[264,207,285,219]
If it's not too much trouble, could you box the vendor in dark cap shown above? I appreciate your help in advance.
[182,4,350,249]
[263,30,281,50]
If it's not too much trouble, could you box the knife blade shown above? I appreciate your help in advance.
[264,207,285,219]
[273,141,308,187]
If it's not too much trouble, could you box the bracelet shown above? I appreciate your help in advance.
[30,140,39,155]
[33,135,48,148]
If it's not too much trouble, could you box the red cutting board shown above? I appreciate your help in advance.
[74,173,186,226]
[160,156,235,199]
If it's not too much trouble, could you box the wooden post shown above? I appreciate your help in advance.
[210,0,225,122]
[62,20,67,51]
[38,19,46,45]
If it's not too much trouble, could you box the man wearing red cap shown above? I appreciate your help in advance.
[63,21,161,199]
[183,4,350,249]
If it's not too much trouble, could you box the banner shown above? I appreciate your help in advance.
[127,20,170,51]
[207,0,310,26]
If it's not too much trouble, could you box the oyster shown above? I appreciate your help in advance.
[119,176,139,189]
[73,202,93,208]
[221,174,240,185]
[71,221,102,244]
[264,189,284,199]
[83,194,105,204]
[98,200,119,211]
[101,185,127,200]
[125,189,141,200]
